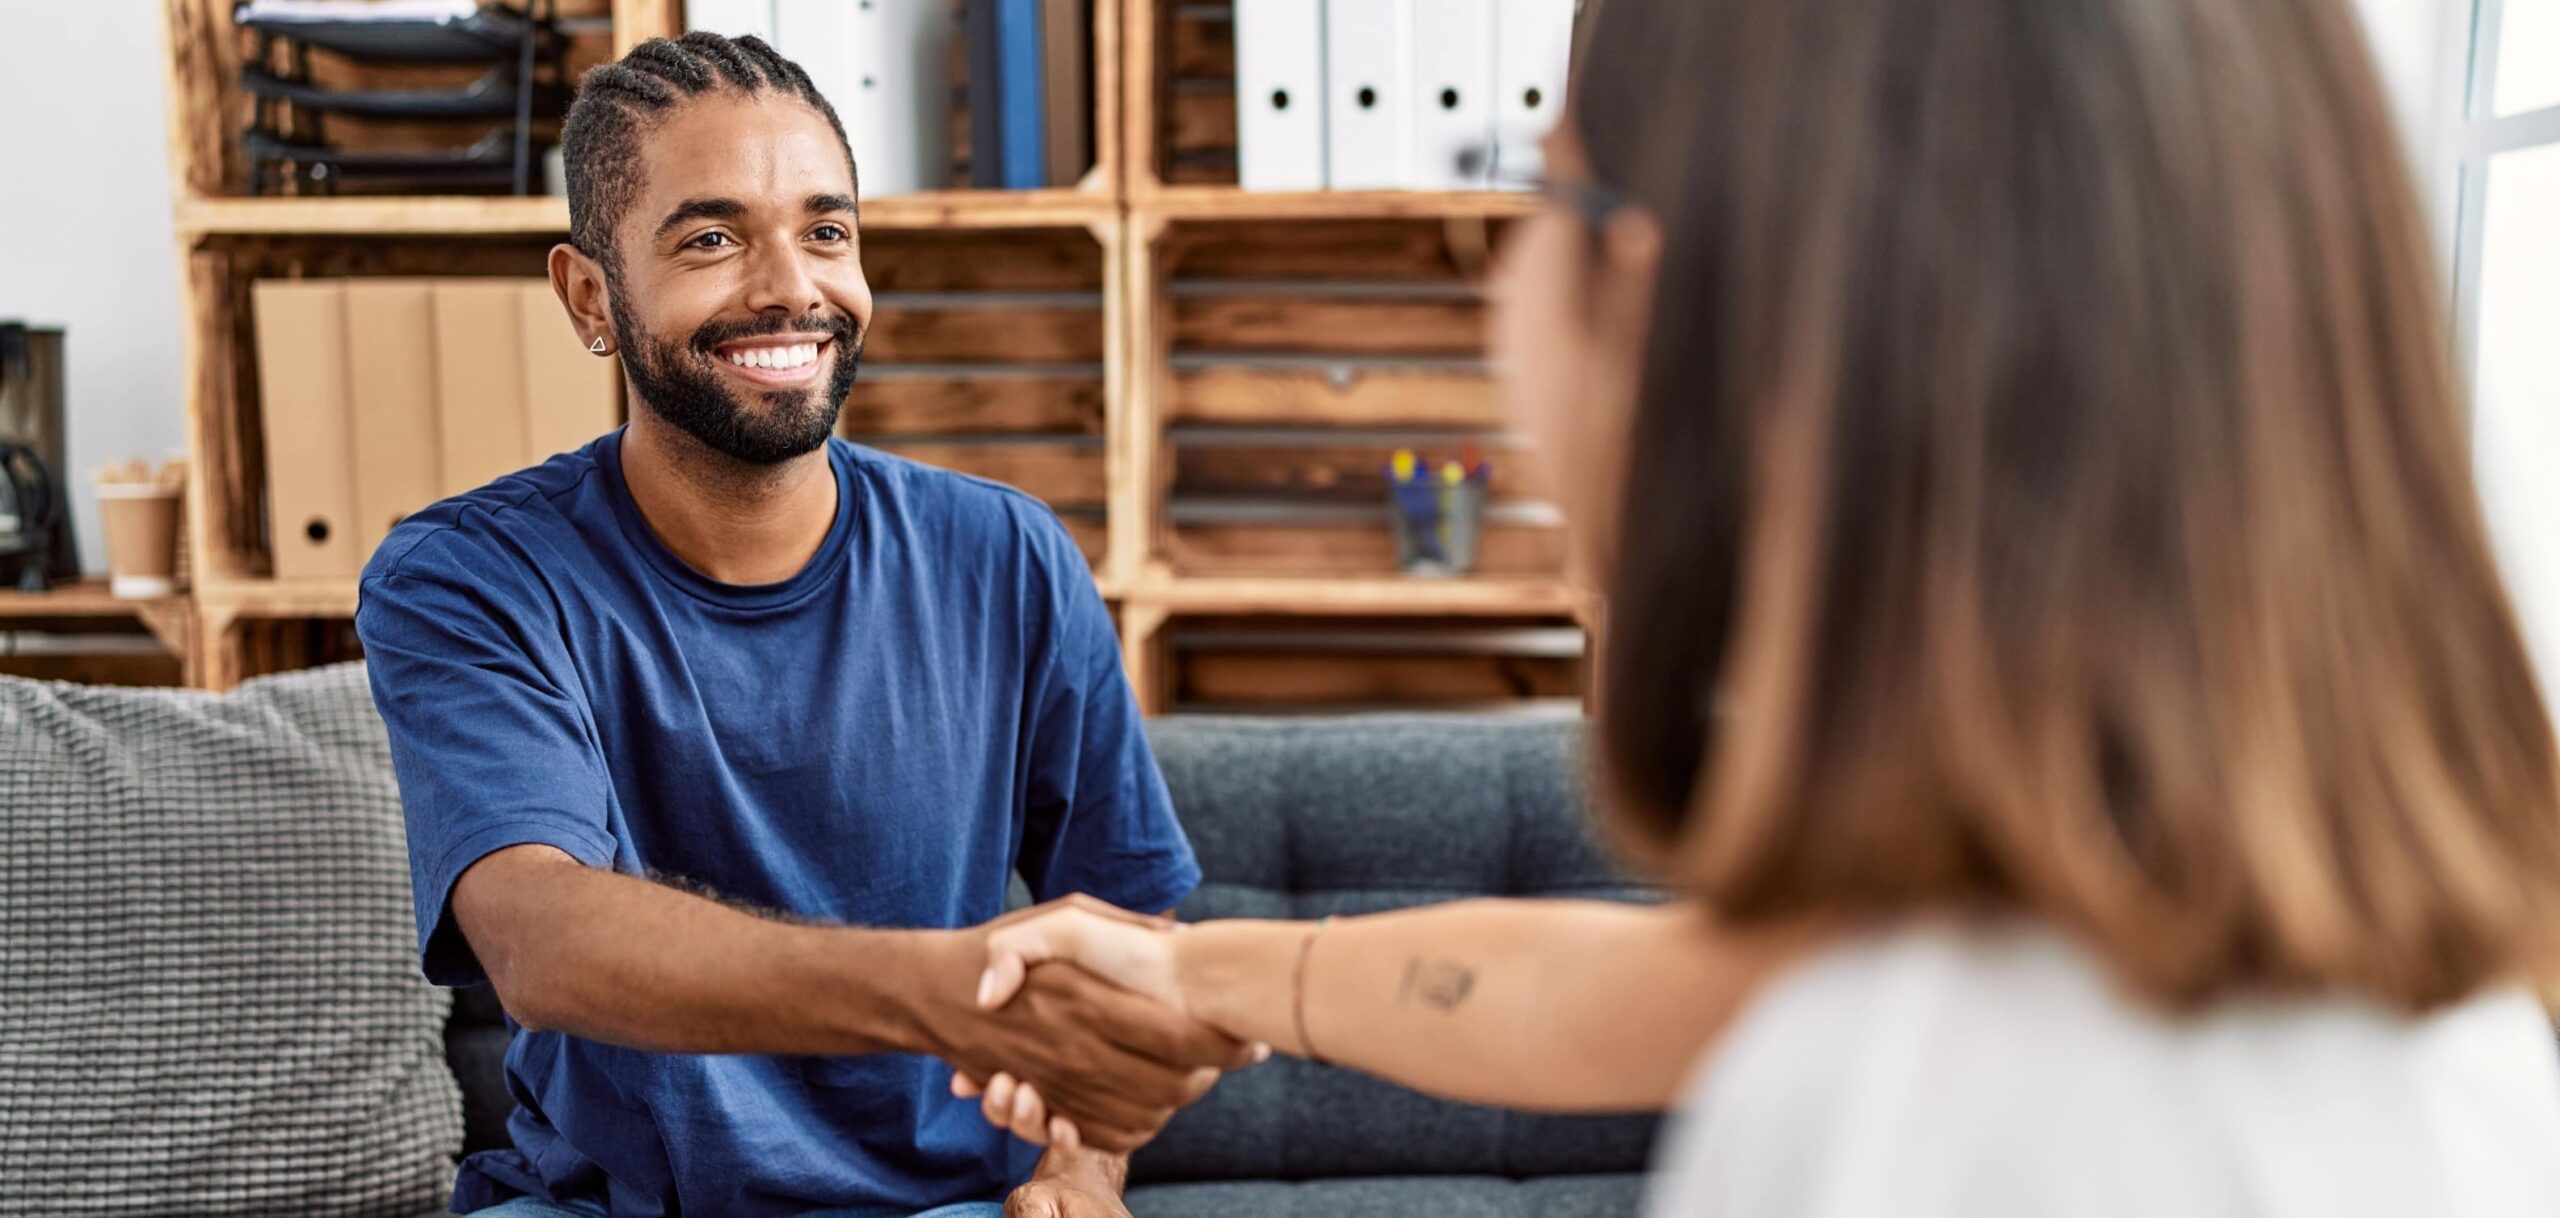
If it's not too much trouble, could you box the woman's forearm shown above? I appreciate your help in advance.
[1173,899,1806,1112]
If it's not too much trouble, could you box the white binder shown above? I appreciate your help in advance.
[1407,0,1493,189]
[845,0,955,196]
[686,0,773,42]
[772,0,851,115]
[1491,0,1571,185]
[770,0,952,197]
[1233,0,1328,191]
[1323,0,1410,190]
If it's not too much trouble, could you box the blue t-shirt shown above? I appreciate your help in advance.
[354,430,1198,1218]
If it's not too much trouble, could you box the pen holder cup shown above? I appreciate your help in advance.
[1388,479,1485,577]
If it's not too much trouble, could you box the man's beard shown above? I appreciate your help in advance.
[610,291,864,466]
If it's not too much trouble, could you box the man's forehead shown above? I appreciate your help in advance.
[629,92,854,219]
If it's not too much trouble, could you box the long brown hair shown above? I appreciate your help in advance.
[1575,0,2560,1009]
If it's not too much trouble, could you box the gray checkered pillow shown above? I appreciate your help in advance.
[0,662,459,1217]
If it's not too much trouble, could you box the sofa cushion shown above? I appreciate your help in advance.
[0,663,460,1218]
[1132,716,1661,1186]
[1127,1172,1650,1218]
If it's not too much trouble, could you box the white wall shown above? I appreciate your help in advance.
[0,0,186,577]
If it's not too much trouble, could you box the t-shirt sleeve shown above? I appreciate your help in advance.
[356,542,618,988]
[1015,517,1200,915]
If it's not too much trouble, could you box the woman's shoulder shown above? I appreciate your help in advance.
[1644,919,2560,1218]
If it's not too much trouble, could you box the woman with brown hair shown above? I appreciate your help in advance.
[959,0,2560,1210]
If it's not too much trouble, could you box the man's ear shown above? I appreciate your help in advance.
[549,243,616,355]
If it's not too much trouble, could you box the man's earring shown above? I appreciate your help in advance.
[588,335,609,354]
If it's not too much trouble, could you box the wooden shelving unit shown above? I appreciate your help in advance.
[0,580,199,687]
[156,0,1587,711]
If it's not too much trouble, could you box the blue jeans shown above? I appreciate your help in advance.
[472,1199,1005,1218]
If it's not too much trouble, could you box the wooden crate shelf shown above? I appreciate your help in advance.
[158,0,1589,709]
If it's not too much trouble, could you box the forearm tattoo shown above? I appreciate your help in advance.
[1400,958,1478,1011]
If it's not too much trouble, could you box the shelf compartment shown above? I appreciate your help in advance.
[0,580,198,687]
[1127,0,1546,218]
[1138,216,1558,580]
[838,225,1122,570]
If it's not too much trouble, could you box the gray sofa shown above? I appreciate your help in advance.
[1,665,1658,1216]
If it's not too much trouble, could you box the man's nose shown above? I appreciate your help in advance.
[741,239,824,317]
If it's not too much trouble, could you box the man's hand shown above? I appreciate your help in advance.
[914,896,1257,1154]
[1005,1143,1132,1218]
[1005,1175,1132,1218]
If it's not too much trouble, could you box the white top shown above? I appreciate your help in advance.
[1647,920,2560,1218]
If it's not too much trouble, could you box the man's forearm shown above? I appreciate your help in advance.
[456,844,976,1056]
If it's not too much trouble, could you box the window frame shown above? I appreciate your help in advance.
[2440,0,2560,379]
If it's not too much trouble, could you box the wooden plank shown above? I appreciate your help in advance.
[188,247,267,582]
[163,0,235,196]
[1126,0,1167,190]
[841,370,1106,435]
[865,441,1108,507]
[196,578,361,619]
[1171,361,1504,426]
[1147,189,1539,223]
[0,651,186,689]
[1167,520,1566,576]
[1168,5,1235,79]
[1129,574,1584,616]
[1118,599,1172,716]
[1172,438,1530,501]
[1116,214,1169,590]
[859,229,1106,290]
[1171,293,1486,355]
[1164,220,1475,280]
[1097,217,1134,581]
[177,192,1116,239]
[179,197,568,237]
[1090,0,1125,198]
[0,580,186,620]
[863,301,1107,363]
[1174,651,1582,706]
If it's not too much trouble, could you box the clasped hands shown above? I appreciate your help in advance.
[932,895,1239,1154]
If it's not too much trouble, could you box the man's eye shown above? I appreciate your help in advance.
[688,231,733,249]
[811,224,850,243]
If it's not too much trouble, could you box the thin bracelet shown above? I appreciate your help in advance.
[1292,915,1335,1065]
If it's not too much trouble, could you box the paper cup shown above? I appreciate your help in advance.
[95,483,182,599]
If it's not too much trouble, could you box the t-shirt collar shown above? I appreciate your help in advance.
[596,426,858,611]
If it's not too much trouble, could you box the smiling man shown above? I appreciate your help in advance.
[353,33,1247,1218]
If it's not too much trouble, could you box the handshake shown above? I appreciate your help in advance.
[923,895,1255,1155]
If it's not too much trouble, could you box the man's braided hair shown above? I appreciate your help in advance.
[561,31,858,279]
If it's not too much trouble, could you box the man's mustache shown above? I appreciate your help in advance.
[687,311,860,354]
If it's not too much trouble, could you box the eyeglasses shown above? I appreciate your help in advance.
[1445,143,1631,277]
